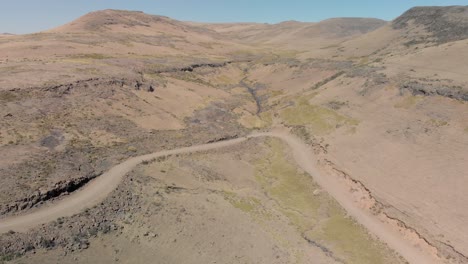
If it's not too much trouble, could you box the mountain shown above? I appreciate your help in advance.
[308,5,468,101]
[203,17,387,49]
[48,9,217,37]
[0,10,254,89]
[328,5,468,58]
[0,6,467,264]
[392,5,468,44]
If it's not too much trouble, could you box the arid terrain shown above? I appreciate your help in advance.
[0,6,467,264]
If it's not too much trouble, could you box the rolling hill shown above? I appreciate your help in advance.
[201,17,387,49]
[0,6,467,264]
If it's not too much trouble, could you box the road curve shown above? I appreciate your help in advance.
[250,132,438,264]
[0,131,437,264]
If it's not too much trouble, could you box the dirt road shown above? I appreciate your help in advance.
[251,131,439,264]
[0,130,438,264]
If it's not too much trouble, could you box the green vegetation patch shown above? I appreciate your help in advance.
[427,118,449,127]
[309,204,393,264]
[171,71,214,87]
[0,65,21,72]
[255,139,322,230]
[394,95,423,109]
[223,191,261,213]
[280,98,358,134]
[254,139,403,264]
[69,53,112,60]
[0,91,18,102]
[215,74,237,85]
[240,111,273,129]
[0,253,23,263]
[75,67,102,75]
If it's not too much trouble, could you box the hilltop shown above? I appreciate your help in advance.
[48,9,216,36]
[393,5,468,44]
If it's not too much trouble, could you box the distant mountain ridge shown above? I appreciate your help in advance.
[201,17,387,49]
[40,9,389,52]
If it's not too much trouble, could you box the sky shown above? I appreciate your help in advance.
[1,0,467,34]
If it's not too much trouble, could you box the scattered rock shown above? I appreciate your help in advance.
[134,81,142,90]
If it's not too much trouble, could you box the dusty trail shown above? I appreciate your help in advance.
[251,131,439,264]
[0,130,438,264]
[0,137,247,233]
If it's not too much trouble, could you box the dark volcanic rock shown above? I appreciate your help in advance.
[0,175,147,258]
[400,81,468,101]
[0,173,101,215]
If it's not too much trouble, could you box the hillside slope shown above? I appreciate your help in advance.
[0,6,467,264]
[48,9,217,37]
[392,5,468,44]
[0,10,256,89]
[303,6,468,100]
[324,5,468,58]
[204,18,386,49]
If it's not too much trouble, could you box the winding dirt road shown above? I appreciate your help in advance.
[0,130,438,264]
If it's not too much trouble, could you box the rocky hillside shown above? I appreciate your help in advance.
[327,5,468,58]
[392,5,468,45]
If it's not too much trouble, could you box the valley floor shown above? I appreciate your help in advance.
[3,131,408,264]
[1,7,468,264]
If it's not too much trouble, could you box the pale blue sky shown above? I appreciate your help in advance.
[1,1,467,34]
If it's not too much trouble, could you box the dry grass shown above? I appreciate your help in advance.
[253,139,403,264]
[394,95,423,109]
[280,98,359,134]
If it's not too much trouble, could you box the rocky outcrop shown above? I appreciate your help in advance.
[0,175,145,258]
[400,81,468,101]
[0,172,101,215]
[5,60,245,96]
[150,61,245,74]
